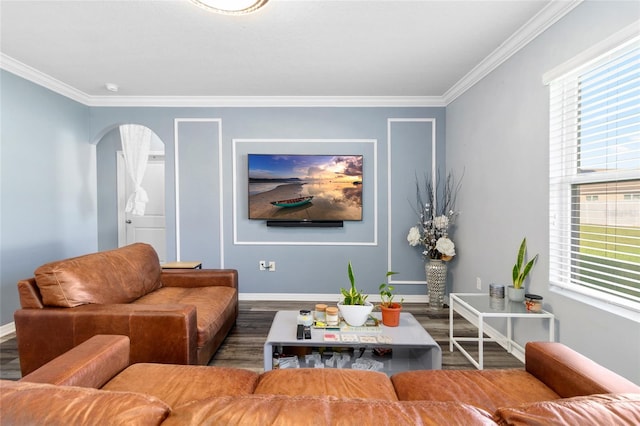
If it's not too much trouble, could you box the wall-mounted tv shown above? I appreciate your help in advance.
[248,154,363,223]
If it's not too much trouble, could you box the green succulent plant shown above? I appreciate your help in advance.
[512,238,538,289]
[340,261,369,305]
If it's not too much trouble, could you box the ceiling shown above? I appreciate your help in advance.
[0,0,579,105]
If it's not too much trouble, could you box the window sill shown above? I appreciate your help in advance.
[550,284,640,323]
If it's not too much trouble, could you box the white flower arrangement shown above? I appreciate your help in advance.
[407,171,462,261]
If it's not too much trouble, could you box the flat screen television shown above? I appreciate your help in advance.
[248,154,363,224]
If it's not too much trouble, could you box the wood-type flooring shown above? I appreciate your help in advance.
[0,301,523,380]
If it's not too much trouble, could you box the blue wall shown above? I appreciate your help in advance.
[0,70,94,324]
[0,83,445,324]
[90,107,445,298]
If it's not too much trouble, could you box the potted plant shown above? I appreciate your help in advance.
[338,261,374,326]
[378,272,401,326]
[509,237,538,302]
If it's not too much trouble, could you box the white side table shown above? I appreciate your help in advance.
[449,293,555,369]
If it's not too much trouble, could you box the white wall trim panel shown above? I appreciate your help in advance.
[174,118,223,265]
[387,118,436,285]
[233,139,378,246]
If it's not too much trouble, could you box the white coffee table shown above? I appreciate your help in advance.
[263,310,441,375]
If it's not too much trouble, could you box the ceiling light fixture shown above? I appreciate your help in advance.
[190,0,269,15]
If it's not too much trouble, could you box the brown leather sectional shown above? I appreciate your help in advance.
[13,243,238,375]
[1,335,638,425]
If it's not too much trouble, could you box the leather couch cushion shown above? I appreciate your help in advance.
[255,369,399,400]
[34,243,162,307]
[133,285,237,347]
[392,369,560,413]
[0,379,170,426]
[163,394,496,426]
[103,364,259,407]
[493,393,640,425]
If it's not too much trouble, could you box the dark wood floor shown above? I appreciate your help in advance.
[0,301,523,380]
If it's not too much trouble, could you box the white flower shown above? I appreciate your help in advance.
[433,215,449,230]
[407,226,422,246]
[435,237,456,257]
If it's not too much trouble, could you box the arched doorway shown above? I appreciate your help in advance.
[95,124,167,262]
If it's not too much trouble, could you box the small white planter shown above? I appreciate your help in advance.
[337,301,373,326]
[507,286,525,302]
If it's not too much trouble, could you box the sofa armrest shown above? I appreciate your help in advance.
[525,342,640,397]
[20,335,130,388]
[15,304,198,375]
[161,269,238,289]
[17,278,44,309]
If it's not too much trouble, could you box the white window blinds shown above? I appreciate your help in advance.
[548,33,640,310]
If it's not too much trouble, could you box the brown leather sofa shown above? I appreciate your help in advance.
[14,243,238,375]
[1,335,638,425]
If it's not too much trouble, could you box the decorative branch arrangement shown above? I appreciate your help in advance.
[408,170,463,260]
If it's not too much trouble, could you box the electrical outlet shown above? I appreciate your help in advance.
[476,277,482,290]
[259,260,267,271]
[268,261,276,272]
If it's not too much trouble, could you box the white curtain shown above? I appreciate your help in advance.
[120,124,152,216]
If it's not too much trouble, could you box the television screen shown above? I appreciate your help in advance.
[248,154,363,221]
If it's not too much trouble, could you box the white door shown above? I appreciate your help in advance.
[117,152,167,262]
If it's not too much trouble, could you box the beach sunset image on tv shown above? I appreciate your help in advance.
[248,154,363,221]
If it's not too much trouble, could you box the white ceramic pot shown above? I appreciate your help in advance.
[507,286,525,302]
[337,301,374,326]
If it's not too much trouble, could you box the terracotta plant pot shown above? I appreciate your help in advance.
[380,303,402,327]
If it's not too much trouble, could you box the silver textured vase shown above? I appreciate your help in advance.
[425,259,447,308]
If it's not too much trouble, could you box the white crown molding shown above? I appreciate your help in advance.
[83,95,446,108]
[0,53,90,105]
[0,58,445,107]
[1,1,581,108]
[442,0,584,105]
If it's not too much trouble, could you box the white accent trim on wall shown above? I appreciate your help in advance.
[174,118,224,265]
[232,139,378,246]
[387,118,436,285]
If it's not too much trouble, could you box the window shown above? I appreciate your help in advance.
[547,30,640,312]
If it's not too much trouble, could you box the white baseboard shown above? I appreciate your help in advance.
[0,322,16,339]
[238,293,429,304]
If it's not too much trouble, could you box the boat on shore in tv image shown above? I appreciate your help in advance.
[248,154,363,221]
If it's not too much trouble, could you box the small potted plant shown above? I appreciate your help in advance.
[509,237,538,302]
[378,272,401,326]
[338,261,374,326]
